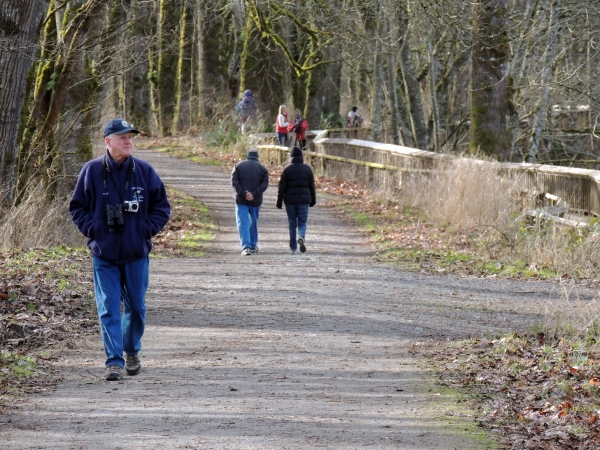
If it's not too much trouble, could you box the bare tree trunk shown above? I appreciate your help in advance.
[156,0,180,135]
[0,0,48,200]
[470,0,511,160]
[126,0,151,132]
[428,40,441,152]
[526,0,559,162]
[372,17,385,143]
[398,13,428,149]
[304,44,326,127]
[385,15,404,146]
[198,0,229,123]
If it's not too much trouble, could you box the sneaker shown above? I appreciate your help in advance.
[249,246,259,254]
[241,248,252,256]
[125,354,141,376]
[290,249,296,254]
[298,237,306,253]
[105,364,123,381]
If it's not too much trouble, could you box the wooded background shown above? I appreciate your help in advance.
[1,0,599,206]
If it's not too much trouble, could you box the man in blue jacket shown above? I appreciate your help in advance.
[231,148,269,255]
[69,118,170,381]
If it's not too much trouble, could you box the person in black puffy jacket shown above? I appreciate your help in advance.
[276,146,316,253]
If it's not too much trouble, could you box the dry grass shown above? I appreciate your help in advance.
[544,289,600,342]
[398,157,517,230]
[0,183,84,251]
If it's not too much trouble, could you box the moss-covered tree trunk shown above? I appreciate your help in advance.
[197,0,230,123]
[155,0,181,136]
[0,0,49,202]
[172,0,188,135]
[470,0,511,160]
[124,0,151,132]
[17,0,107,203]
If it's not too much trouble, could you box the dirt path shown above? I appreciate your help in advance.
[1,150,594,449]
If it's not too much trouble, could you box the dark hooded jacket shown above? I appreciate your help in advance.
[236,90,257,118]
[69,151,170,264]
[231,152,269,207]
[276,147,316,208]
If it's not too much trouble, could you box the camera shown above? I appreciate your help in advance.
[106,204,125,232]
[123,200,139,213]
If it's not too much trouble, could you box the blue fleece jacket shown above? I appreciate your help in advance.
[69,151,170,264]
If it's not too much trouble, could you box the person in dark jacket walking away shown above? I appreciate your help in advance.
[69,118,170,381]
[276,146,316,253]
[231,148,269,255]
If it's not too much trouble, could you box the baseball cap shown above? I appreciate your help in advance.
[103,118,140,138]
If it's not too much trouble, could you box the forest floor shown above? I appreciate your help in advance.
[1,145,599,449]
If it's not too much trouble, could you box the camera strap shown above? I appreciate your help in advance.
[102,154,136,204]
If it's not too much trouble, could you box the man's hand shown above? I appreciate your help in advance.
[245,191,254,201]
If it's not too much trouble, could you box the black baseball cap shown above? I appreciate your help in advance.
[103,118,140,138]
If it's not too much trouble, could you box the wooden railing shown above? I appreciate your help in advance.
[256,134,600,218]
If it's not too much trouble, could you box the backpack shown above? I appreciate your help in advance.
[293,119,303,134]
[347,114,363,128]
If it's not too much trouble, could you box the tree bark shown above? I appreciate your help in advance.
[198,0,230,123]
[398,13,428,149]
[372,20,384,143]
[525,0,559,163]
[428,40,441,152]
[0,0,48,199]
[172,0,188,135]
[470,0,511,160]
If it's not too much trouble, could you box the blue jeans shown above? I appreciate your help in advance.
[285,204,309,250]
[277,132,287,146]
[235,204,260,249]
[92,256,149,368]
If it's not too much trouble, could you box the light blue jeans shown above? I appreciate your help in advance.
[235,204,260,250]
[92,256,149,368]
[285,204,309,251]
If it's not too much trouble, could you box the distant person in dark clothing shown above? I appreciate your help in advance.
[231,148,269,255]
[288,110,309,150]
[276,146,316,253]
[236,90,257,134]
[346,106,363,128]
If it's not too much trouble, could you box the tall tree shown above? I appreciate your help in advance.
[0,0,48,201]
[470,0,511,160]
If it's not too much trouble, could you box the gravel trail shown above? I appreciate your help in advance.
[1,149,593,449]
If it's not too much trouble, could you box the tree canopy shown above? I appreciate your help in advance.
[1,0,599,204]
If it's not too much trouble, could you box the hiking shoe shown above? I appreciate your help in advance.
[125,354,141,376]
[298,237,306,253]
[241,248,252,256]
[105,365,123,381]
